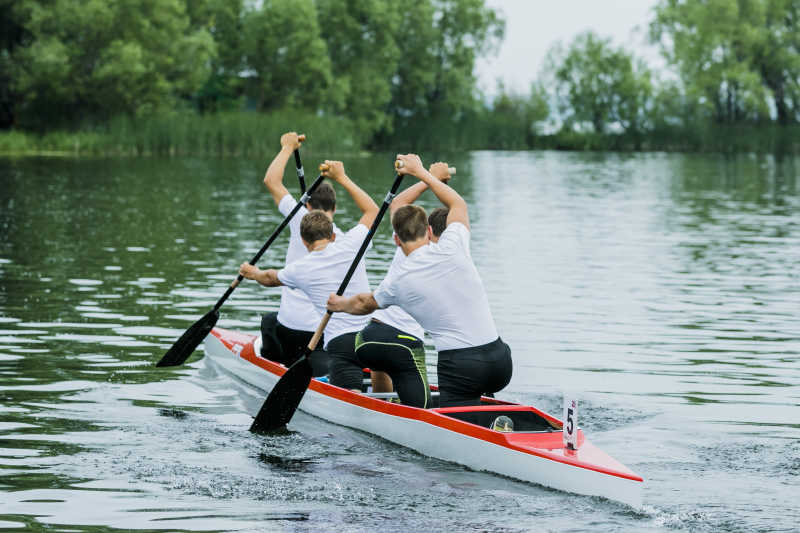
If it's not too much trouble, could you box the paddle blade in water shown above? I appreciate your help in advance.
[156,309,219,367]
[250,355,313,433]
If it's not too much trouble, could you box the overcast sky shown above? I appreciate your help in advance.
[475,0,662,97]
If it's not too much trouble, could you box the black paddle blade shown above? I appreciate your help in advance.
[156,309,219,367]
[250,355,313,433]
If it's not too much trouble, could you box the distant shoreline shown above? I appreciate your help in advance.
[3,123,798,157]
[3,109,800,157]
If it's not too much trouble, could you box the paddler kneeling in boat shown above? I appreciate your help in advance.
[327,154,513,407]
[239,161,376,378]
[259,132,344,367]
[340,162,454,409]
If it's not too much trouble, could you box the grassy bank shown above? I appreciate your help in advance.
[370,115,800,154]
[2,112,799,156]
[536,124,800,153]
[0,110,364,157]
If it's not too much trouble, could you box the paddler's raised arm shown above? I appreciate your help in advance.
[327,292,379,315]
[395,154,468,230]
[263,132,303,206]
[390,162,453,215]
[321,160,379,227]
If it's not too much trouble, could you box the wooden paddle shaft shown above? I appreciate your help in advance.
[394,160,456,175]
[307,312,331,353]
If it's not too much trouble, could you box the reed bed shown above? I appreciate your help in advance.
[0,110,363,157]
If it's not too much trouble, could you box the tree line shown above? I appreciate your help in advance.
[0,0,502,146]
[1,0,799,153]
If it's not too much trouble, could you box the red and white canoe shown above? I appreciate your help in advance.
[204,328,644,507]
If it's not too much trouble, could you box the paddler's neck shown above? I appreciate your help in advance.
[303,237,334,253]
[399,238,428,256]
[395,227,432,256]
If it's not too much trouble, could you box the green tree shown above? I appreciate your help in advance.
[315,0,401,137]
[189,0,247,112]
[758,0,800,124]
[0,0,26,127]
[650,0,800,124]
[485,81,549,148]
[651,0,766,123]
[241,0,332,111]
[384,0,504,140]
[544,31,652,136]
[9,0,216,128]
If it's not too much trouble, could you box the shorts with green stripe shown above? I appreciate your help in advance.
[354,320,430,409]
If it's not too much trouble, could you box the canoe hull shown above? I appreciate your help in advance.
[203,328,643,508]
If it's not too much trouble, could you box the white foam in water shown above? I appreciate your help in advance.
[103,340,156,348]
[0,336,44,344]
[0,448,41,457]
[17,322,120,329]
[80,312,124,320]
[0,330,46,336]
[127,279,163,288]
[75,354,116,362]
[68,279,103,286]
[41,334,131,344]
[9,348,49,354]
[118,315,148,321]
[113,326,185,337]
[0,422,38,431]
[0,380,97,392]
[76,305,106,312]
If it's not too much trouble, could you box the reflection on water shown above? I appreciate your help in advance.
[0,152,798,531]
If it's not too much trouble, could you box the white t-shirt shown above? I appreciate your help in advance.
[373,222,498,351]
[276,194,343,331]
[372,247,425,340]
[278,224,373,348]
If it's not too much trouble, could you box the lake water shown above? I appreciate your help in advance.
[0,151,798,532]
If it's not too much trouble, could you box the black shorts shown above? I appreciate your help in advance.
[355,321,430,409]
[326,331,360,390]
[437,337,512,407]
[260,312,328,376]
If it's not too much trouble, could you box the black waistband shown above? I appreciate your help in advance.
[366,318,419,340]
[438,336,504,358]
